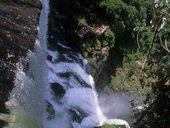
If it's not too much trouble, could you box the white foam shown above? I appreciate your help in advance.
[47,69,69,90]
[63,88,106,127]
[46,48,131,128]
[46,61,94,87]
[69,75,82,88]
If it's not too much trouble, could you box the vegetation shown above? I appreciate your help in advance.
[55,0,170,127]
[101,124,123,128]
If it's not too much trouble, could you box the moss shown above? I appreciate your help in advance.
[101,124,123,128]
[83,51,88,58]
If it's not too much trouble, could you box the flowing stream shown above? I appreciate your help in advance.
[2,0,130,128]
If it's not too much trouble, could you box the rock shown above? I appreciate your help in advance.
[57,72,92,88]
[48,0,81,50]
[46,101,55,120]
[69,108,85,123]
[75,25,109,39]
[0,120,7,128]
[0,0,41,126]
[50,83,66,100]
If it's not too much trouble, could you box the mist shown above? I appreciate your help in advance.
[98,92,133,123]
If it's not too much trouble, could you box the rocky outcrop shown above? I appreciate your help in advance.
[0,0,41,127]
[75,25,109,39]
[48,0,83,50]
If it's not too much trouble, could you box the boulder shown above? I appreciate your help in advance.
[50,83,66,100]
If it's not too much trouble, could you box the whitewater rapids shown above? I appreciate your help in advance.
[3,0,130,127]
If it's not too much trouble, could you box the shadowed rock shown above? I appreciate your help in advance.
[57,72,92,88]
[46,101,55,120]
[47,55,53,62]
[50,83,66,100]
[0,120,7,128]
[69,108,86,123]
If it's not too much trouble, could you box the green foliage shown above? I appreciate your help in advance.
[104,62,153,100]
[123,50,144,62]
[132,1,170,126]
[61,0,170,127]
[134,53,170,127]
[138,27,154,52]
[96,0,125,20]
[96,39,102,50]
[78,17,88,26]
[104,29,115,47]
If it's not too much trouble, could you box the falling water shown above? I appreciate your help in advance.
[44,48,106,128]
[2,0,130,127]
[44,44,130,128]
[3,0,49,127]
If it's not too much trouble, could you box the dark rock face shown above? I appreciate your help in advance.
[46,101,55,120]
[0,0,41,126]
[50,82,66,100]
[48,0,81,50]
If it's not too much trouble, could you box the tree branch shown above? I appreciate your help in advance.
[142,12,166,69]
[159,35,170,53]
[136,29,141,49]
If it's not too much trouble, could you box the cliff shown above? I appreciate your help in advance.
[0,0,41,127]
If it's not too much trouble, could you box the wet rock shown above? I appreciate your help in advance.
[0,120,7,128]
[48,0,81,50]
[57,72,92,88]
[47,55,53,62]
[69,108,85,123]
[0,0,41,126]
[50,83,66,100]
[46,101,55,120]
[0,61,15,114]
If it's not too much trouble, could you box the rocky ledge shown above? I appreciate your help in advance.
[0,0,41,127]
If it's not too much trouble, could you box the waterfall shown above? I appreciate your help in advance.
[3,0,49,127]
[2,0,130,127]
[45,44,130,128]
[44,48,106,128]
